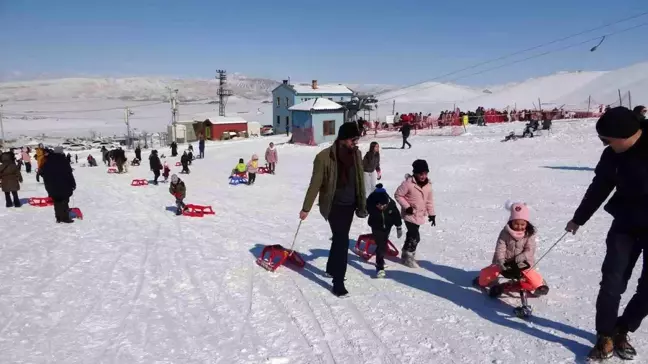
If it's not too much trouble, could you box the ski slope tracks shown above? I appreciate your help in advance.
[0,119,641,363]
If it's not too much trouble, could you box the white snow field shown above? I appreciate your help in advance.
[0,120,645,364]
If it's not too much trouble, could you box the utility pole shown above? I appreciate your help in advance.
[124,107,134,149]
[167,88,179,143]
[392,100,395,115]
[216,70,233,117]
[0,104,4,149]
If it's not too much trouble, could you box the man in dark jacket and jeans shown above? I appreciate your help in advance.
[41,146,76,223]
[566,107,648,361]
[300,122,368,297]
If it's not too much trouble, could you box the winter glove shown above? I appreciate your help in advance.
[377,170,382,180]
[396,226,403,239]
[405,207,414,215]
[355,209,368,219]
[428,215,436,226]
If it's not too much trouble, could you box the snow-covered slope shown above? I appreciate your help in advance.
[0,121,641,363]
[377,61,648,115]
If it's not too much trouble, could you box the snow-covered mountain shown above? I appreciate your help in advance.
[0,75,399,103]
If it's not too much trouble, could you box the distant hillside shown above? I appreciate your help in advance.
[0,75,399,103]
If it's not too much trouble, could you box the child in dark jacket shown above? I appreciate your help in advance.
[367,183,403,277]
[169,174,187,215]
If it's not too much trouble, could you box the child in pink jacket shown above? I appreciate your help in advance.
[394,159,435,268]
[265,142,278,174]
[475,202,548,296]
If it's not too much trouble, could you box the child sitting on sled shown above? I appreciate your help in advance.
[169,174,186,216]
[247,154,259,185]
[474,201,549,297]
[231,158,247,176]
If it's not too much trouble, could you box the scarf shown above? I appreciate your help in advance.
[506,224,526,241]
[336,142,355,186]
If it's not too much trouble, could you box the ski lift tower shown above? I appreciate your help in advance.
[216,70,234,116]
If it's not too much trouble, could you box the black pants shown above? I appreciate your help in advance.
[248,172,256,185]
[268,162,276,174]
[326,204,356,285]
[181,163,190,174]
[153,170,160,184]
[53,197,70,222]
[199,150,204,159]
[36,170,42,182]
[403,221,420,252]
[24,162,32,173]
[596,227,648,336]
[175,198,186,211]
[4,191,20,207]
[401,135,411,149]
[371,228,391,271]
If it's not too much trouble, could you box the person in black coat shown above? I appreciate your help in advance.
[170,142,178,157]
[565,107,648,360]
[366,183,403,276]
[40,146,76,223]
[149,150,162,185]
[135,145,142,161]
[399,123,412,149]
[180,151,190,174]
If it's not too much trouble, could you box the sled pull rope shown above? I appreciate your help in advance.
[531,232,568,270]
[287,221,302,257]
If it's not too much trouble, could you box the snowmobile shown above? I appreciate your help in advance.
[473,260,549,319]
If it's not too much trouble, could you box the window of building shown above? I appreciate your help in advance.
[276,97,281,107]
[285,97,289,107]
[285,116,290,126]
[323,120,336,136]
[276,116,280,125]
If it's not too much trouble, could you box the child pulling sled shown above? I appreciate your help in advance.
[366,183,403,278]
[169,174,187,215]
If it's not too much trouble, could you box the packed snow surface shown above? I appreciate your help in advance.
[0,120,644,363]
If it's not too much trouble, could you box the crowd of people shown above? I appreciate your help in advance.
[1,104,648,361]
[297,105,648,361]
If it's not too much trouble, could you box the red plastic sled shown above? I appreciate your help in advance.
[182,204,215,217]
[175,162,182,166]
[258,166,269,174]
[256,244,305,272]
[107,167,118,174]
[69,207,84,220]
[354,233,400,261]
[131,179,149,186]
[28,197,53,207]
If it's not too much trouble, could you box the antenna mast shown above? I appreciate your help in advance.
[216,70,233,117]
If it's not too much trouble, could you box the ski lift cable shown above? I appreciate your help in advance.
[375,11,648,100]
[378,20,648,104]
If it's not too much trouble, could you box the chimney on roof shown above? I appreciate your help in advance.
[312,80,318,89]
[282,80,288,85]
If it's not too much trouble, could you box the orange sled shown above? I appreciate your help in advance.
[182,204,215,217]
[474,262,549,319]
[29,197,53,207]
[256,244,305,272]
[354,233,399,261]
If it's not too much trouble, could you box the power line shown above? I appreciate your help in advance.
[378,20,648,104]
[5,101,167,115]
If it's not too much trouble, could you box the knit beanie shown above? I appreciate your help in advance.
[171,174,179,183]
[507,201,530,222]
[337,122,360,140]
[412,159,429,174]
[596,106,640,139]
[373,183,390,205]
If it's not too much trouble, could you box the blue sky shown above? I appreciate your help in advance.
[0,0,647,85]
